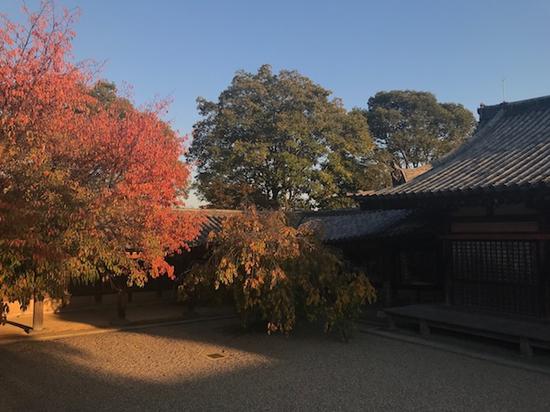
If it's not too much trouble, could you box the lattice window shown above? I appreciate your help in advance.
[451,240,540,316]
[451,240,537,285]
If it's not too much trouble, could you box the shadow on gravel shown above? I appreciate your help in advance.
[2,318,550,412]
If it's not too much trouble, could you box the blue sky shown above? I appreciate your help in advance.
[4,0,550,205]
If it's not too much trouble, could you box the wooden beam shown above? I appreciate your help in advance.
[450,221,539,233]
[441,233,550,240]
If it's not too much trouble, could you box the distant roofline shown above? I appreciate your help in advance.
[354,93,550,209]
[297,207,369,218]
[176,208,241,215]
[480,94,550,110]
[478,94,550,123]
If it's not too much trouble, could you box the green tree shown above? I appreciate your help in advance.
[89,80,133,114]
[365,90,476,168]
[189,65,376,210]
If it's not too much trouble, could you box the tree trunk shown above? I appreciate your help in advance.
[32,295,44,331]
[62,288,71,308]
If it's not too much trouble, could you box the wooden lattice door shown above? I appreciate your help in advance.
[450,240,542,317]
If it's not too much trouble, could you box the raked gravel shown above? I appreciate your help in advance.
[1,317,550,411]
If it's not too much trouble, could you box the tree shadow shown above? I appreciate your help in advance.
[2,317,550,411]
[0,318,349,411]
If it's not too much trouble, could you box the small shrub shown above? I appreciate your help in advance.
[179,207,376,339]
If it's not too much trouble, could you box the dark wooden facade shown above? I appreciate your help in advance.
[297,208,444,307]
[354,95,550,322]
[439,202,550,319]
[334,196,550,321]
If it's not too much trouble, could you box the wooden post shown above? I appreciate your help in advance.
[94,279,103,304]
[538,240,550,320]
[387,315,396,330]
[419,320,430,337]
[383,280,392,308]
[117,289,128,320]
[385,245,398,307]
[520,337,533,357]
[443,240,453,306]
[32,296,44,332]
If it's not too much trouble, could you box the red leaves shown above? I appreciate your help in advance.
[151,256,175,280]
[0,1,200,304]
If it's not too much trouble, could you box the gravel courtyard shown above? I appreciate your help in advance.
[1,318,550,412]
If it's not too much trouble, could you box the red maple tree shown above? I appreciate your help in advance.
[0,2,201,314]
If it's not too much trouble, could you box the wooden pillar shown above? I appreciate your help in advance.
[382,245,396,307]
[383,280,393,308]
[32,296,44,331]
[442,239,453,306]
[387,315,396,330]
[117,289,128,319]
[94,279,103,303]
[520,337,533,357]
[539,240,550,319]
[419,320,430,337]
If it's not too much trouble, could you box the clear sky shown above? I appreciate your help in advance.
[4,0,550,205]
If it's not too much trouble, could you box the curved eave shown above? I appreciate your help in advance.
[356,183,550,210]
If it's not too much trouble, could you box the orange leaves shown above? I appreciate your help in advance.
[185,206,375,337]
[151,256,175,280]
[0,2,199,305]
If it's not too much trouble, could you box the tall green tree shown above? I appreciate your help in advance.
[365,90,476,168]
[189,65,376,210]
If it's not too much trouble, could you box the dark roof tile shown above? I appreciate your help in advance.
[357,95,550,207]
[298,208,412,242]
[178,209,241,245]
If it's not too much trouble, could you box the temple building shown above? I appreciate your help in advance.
[303,95,550,355]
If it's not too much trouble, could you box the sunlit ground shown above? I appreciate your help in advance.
[1,318,550,411]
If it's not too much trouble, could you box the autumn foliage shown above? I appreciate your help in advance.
[0,3,200,311]
[180,207,376,338]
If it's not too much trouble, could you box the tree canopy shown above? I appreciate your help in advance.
[179,207,376,338]
[189,65,376,210]
[0,3,200,313]
[365,90,476,168]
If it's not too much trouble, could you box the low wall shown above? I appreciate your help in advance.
[5,297,63,318]
[4,289,177,318]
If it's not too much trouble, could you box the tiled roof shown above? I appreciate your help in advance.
[400,164,432,183]
[390,164,432,186]
[182,208,426,244]
[297,208,413,242]
[178,209,241,245]
[357,95,550,207]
